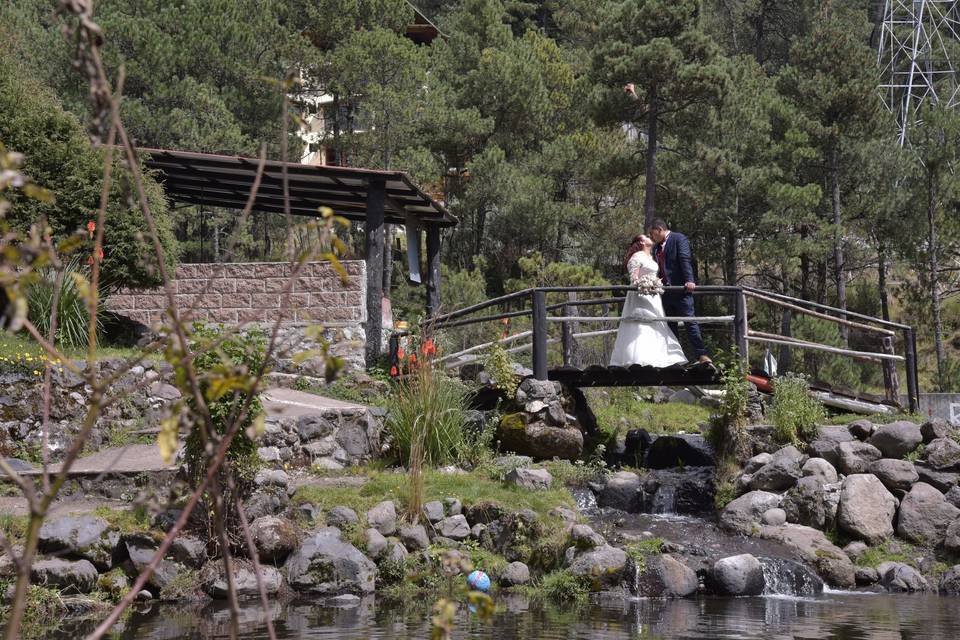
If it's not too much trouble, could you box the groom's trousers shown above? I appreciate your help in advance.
[662,292,709,359]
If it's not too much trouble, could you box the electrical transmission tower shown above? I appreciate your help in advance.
[877,0,960,145]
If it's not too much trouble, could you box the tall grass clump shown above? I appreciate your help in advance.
[27,258,105,349]
[770,372,826,445]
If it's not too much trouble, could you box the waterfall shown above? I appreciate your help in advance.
[572,488,598,512]
[649,484,676,514]
[759,557,824,597]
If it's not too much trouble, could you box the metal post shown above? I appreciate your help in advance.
[733,290,748,366]
[532,289,548,380]
[904,328,919,413]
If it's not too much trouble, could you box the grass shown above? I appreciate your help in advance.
[854,541,919,569]
[518,569,589,603]
[829,412,928,426]
[0,331,146,363]
[624,537,665,574]
[91,505,153,537]
[0,514,29,546]
[587,388,711,438]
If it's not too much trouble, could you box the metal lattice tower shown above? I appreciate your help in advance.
[877,0,960,145]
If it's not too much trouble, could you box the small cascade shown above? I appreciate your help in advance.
[631,558,642,596]
[758,557,824,597]
[649,484,677,514]
[572,487,598,513]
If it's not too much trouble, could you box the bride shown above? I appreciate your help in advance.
[609,234,688,368]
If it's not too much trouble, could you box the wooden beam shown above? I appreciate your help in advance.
[744,290,896,336]
[547,315,735,324]
[426,225,441,318]
[746,334,903,362]
[365,177,386,366]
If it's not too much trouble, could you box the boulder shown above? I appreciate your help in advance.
[597,471,642,512]
[756,557,824,596]
[250,516,299,562]
[645,434,715,469]
[838,474,897,544]
[914,462,960,493]
[924,438,960,471]
[30,558,98,594]
[639,467,716,515]
[325,506,359,529]
[284,528,376,595]
[243,488,288,521]
[842,541,869,561]
[38,515,119,570]
[869,421,922,459]
[939,565,960,595]
[896,482,960,546]
[253,469,290,490]
[500,561,531,587]
[761,508,787,526]
[945,486,960,509]
[879,562,929,592]
[423,501,446,524]
[744,453,772,474]
[707,554,765,596]
[836,441,883,475]
[749,454,802,492]
[847,419,875,441]
[945,519,960,554]
[720,491,781,535]
[567,544,627,586]
[868,459,919,493]
[366,501,397,536]
[570,524,606,549]
[465,501,505,526]
[202,561,283,598]
[921,419,955,444]
[170,536,207,569]
[497,419,583,461]
[505,467,553,491]
[758,524,855,588]
[383,541,408,565]
[631,554,698,597]
[437,515,471,541]
[783,477,829,529]
[667,389,698,405]
[856,566,880,586]
[399,525,430,551]
[801,458,838,484]
[364,528,388,559]
[806,440,841,468]
[444,498,463,516]
[124,534,190,593]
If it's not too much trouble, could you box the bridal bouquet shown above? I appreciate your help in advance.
[635,273,664,296]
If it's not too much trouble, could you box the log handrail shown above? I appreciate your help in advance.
[744,290,896,336]
[746,334,904,362]
[741,286,911,331]
[547,315,735,324]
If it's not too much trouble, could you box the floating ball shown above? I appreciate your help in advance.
[467,570,490,592]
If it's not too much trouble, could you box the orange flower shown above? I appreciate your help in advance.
[422,339,436,355]
[408,354,417,364]
[390,365,398,377]
[87,220,96,238]
[397,347,405,360]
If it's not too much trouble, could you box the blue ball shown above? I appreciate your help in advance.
[467,570,491,592]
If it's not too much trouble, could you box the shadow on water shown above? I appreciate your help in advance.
[54,592,960,639]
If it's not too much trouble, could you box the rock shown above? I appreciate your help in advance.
[243,488,288,520]
[783,477,829,529]
[492,455,533,473]
[325,506,359,529]
[856,566,879,586]
[465,501,505,526]
[879,562,929,592]
[838,474,897,544]
[598,470,642,512]
[719,491,782,535]
[38,515,119,571]
[250,516,298,562]
[505,467,553,491]
[944,519,960,554]
[914,462,960,493]
[364,528,388,559]
[202,561,283,598]
[945,486,960,509]
[806,440,841,468]
[570,524,606,549]
[383,541,408,565]
[707,554,765,596]
[444,498,462,516]
[519,377,559,400]
[921,419,955,444]
[939,565,960,595]
[639,467,716,515]
[567,544,627,586]
[550,506,577,523]
[257,446,282,462]
[818,426,855,444]
[848,419,875,441]
[667,389,698,405]
[31,558,98,594]
[170,536,207,568]
[758,524,855,588]
[500,561,531,586]
[253,469,289,489]
[284,528,377,595]
[802,458,838,484]
[837,441,883,475]
[480,510,543,562]
[761,508,787,526]
[149,382,181,400]
[299,503,320,523]
[757,557,824,596]
[645,434,715,469]
[497,418,583,461]
[546,400,567,427]
[366,501,397,536]
[632,554,698,597]
[470,524,486,539]
[924,438,960,471]
[124,535,189,592]
[296,415,336,441]
[869,421,922,459]
[842,541,869,561]
[868,459,919,493]
[399,525,429,551]
[135,589,152,601]
[99,570,130,597]
[749,455,802,492]
[744,453,772,474]
[437,515,471,541]
[423,501,446,524]
[896,482,960,545]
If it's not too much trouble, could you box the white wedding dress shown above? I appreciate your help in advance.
[609,252,688,368]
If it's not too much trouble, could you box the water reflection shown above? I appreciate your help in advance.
[56,592,960,639]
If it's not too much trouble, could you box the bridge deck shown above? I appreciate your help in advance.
[547,363,721,388]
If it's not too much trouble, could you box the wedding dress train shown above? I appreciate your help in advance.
[609,252,687,368]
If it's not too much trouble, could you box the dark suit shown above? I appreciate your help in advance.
[655,231,709,359]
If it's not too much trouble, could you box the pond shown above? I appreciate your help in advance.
[56,591,960,639]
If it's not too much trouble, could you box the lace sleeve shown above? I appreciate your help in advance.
[627,254,643,286]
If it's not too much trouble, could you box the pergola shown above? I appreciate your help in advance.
[141,148,456,364]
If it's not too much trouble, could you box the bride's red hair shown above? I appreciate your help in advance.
[622,235,646,272]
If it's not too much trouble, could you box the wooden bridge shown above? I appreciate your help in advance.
[395,285,920,414]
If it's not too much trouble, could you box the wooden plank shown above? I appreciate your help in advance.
[745,290,896,336]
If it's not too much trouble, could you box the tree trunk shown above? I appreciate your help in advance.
[724,188,739,285]
[928,167,946,391]
[643,89,658,229]
[816,259,827,305]
[878,238,890,322]
[800,225,810,300]
[831,144,848,345]
[332,93,341,166]
[383,226,393,298]
[779,265,793,373]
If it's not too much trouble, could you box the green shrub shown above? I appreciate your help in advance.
[537,569,589,603]
[483,343,519,399]
[770,373,826,445]
[27,258,105,349]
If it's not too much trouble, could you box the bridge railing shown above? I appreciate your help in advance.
[400,284,919,413]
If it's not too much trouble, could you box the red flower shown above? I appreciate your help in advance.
[390,366,398,377]
[397,347,405,360]
[422,339,436,355]
[408,354,417,364]
[87,221,96,239]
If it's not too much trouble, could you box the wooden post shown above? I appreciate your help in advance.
[364,177,386,366]
[881,336,902,407]
[425,225,441,318]
[561,291,579,367]
[601,302,612,365]
[733,290,748,366]
[532,289,548,380]
[904,328,920,413]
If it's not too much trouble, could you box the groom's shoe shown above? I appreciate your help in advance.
[698,355,713,365]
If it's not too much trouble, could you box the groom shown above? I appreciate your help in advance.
[648,219,712,364]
